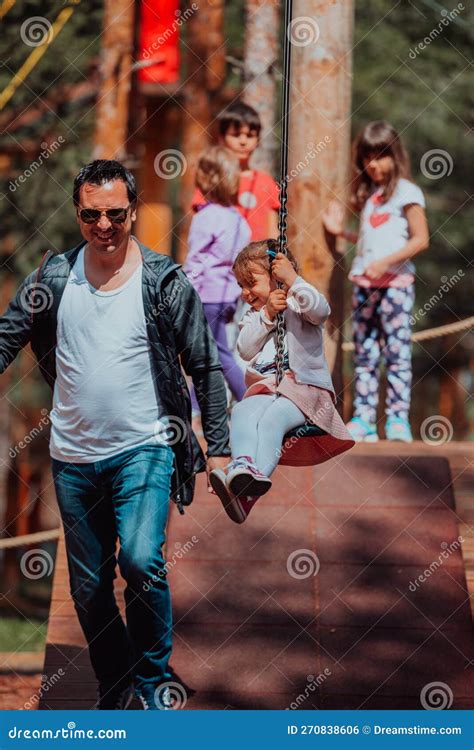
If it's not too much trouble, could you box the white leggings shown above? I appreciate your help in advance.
[230,394,305,478]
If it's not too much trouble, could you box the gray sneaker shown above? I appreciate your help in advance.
[93,681,134,710]
[136,685,173,710]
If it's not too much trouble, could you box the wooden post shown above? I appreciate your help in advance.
[438,338,469,439]
[178,0,226,263]
[287,1,354,398]
[135,97,181,255]
[243,0,279,173]
[93,0,135,160]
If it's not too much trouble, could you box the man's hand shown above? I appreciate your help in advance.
[270,253,298,288]
[265,289,288,321]
[365,258,391,280]
[206,456,229,494]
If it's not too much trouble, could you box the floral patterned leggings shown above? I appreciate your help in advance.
[352,284,415,423]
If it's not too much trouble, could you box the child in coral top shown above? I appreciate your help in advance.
[191,102,280,241]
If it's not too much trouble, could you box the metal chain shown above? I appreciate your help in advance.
[274,176,289,387]
[274,0,293,388]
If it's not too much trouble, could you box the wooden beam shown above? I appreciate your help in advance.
[135,95,182,255]
[177,0,226,263]
[287,1,354,398]
[243,0,279,173]
[93,0,135,161]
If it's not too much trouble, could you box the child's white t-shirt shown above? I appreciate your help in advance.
[349,178,425,282]
[254,333,289,377]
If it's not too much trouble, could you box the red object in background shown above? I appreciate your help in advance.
[138,0,180,84]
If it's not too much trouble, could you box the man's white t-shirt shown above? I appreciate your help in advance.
[49,247,170,463]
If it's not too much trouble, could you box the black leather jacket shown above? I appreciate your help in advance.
[0,239,230,509]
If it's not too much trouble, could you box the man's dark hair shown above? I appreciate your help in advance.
[73,160,137,206]
[218,101,261,137]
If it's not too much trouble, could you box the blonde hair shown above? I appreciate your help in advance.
[195,146,240,207]
[233,239,298,287]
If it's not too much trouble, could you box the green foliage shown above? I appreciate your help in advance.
[0,615,47,651]
[352,2,473,436]
[0,1,103,273]
[353,0,473,326]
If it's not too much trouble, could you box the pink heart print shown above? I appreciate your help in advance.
[369,211,390,228]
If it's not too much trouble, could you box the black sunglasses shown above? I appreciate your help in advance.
[78,205,132,224]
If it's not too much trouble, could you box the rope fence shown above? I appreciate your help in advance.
[0,528,60,550]
[341,315,474,352]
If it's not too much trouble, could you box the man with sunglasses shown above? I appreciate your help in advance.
[0,160,230,709]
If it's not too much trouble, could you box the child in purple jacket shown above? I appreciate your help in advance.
[184,146,251,409]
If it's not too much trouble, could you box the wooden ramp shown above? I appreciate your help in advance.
[39,442,474,709]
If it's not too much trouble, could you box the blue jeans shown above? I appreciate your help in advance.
[51,444,174,694]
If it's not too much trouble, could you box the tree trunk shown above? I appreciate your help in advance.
[178,0,226,263]
[243,0,279,174]
[135,96,181,255]
[93,0,135,160]
[287,0,354,401]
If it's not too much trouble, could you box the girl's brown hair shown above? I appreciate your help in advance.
[350,121,411,211]
[233,239,299,287]
[195,146,240,207]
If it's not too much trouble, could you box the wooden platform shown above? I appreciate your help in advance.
[0,652,44,710]
[38,441,474,709]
